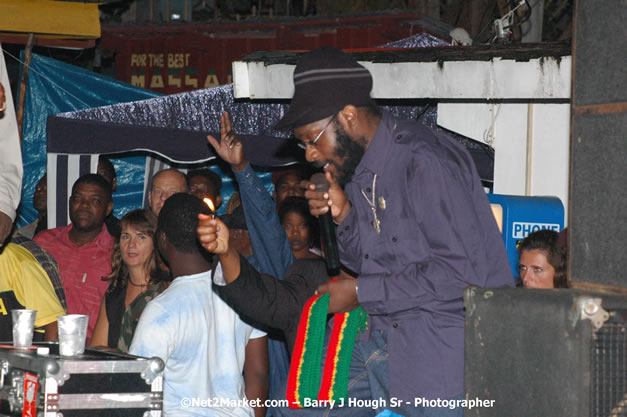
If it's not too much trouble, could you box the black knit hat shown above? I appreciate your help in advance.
[274,47,373,130]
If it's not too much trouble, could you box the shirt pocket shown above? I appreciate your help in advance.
[370,225,430,273]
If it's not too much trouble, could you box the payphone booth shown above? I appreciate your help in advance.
[487,194,565,279]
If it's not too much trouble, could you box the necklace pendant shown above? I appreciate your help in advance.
[378,196,386,210]
[360,173,382,234]
[372,207,381,234]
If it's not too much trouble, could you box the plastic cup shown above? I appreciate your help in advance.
[57,315,89,357]
[11,309,37,349]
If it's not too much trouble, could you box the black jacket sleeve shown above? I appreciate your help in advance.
[214,256,330,353]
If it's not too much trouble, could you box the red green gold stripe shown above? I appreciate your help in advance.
[286,291,368,408]
[287,294,326,408]
[318,313,349,401]
[329,309,367,400]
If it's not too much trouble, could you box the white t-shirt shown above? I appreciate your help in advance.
[130,265,266,417]
[0,61,23,222]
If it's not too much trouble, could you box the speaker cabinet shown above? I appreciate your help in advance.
[569,0,627,288]
[464,287,627,417]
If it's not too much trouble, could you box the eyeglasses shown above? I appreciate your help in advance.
[297,114,336,151]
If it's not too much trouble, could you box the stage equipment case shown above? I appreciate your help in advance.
[0,342,163,417]
[464,286,627,417]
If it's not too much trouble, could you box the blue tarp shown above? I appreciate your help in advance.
[17,53,160,227]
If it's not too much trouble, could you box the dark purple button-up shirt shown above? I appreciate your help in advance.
[337,113,513,401]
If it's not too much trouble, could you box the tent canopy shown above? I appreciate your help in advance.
[48,84,300,166]
[45,83,430,228]
[44,33,494,228]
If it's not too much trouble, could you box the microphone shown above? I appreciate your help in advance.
[310,173,341,276]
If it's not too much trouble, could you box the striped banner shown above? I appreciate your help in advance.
[46,154,99,229]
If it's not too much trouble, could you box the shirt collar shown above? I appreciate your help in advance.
[60,223,113,250]
[354,111,396,177]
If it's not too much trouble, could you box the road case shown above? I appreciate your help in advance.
[0,342,163,417]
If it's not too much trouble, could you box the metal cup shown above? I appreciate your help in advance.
[11,309,37,349]
[57,315,89,357]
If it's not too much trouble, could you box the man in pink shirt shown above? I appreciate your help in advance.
[35,174,115,339]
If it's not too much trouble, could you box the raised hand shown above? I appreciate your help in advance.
[206,112,247,171]
[197,214,241,283]
[197,214,230,255]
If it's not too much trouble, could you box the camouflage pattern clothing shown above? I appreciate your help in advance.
[117,280,169,353]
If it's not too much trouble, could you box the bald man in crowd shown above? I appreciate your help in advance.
[148,168,188,216]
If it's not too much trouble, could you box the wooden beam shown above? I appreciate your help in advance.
[0,0,100,39]
[569,281,627,296]
[0,35,95,49]
[573,102,627,116]
[16,34,35,144]
[233,54,572,100]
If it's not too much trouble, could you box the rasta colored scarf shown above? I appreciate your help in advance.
[286,292,368,408]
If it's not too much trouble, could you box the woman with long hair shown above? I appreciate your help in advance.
[90,209,169,351]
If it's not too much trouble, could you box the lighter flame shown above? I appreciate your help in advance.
[203,198,215,212]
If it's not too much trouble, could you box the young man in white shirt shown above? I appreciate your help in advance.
[131,193,268,417]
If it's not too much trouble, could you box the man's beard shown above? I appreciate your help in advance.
[331,123,367,187]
